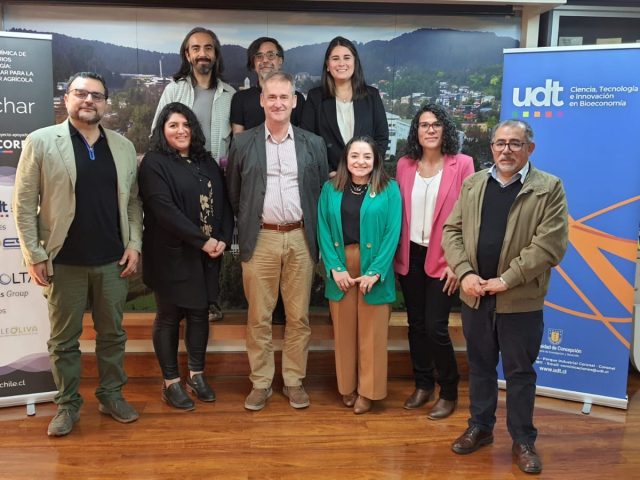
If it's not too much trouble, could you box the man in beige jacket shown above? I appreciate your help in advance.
[443,119,568,474]
[13,72,143,437]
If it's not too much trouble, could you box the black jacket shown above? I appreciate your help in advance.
[300,85,389,172]
[138,150,234,309]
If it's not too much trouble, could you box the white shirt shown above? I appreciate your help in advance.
[410,169,442,246]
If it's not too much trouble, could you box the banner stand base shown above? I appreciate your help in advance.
[0,391,57,410]
[498,380,628,410]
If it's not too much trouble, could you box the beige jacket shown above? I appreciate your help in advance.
[13,119,143,274]
[442,164,569,313]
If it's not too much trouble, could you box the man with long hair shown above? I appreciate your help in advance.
[152,27,235,164]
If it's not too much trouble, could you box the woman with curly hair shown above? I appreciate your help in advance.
[394,104,474,419]
[139,102,233,410]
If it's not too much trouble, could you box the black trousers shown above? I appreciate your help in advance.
[153,294,209,380]
[398,242,459,400]
[462,295,543,445]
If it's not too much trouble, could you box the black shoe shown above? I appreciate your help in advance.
[208,302,224,322]
[403,388,434,410]
[451,425,494,454]
[162,382,195,411]
[427,398,456,420]
[513,443,542,474]
[186,373,216,402]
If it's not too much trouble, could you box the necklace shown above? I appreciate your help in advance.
[420,171,440,186]
[349,182,368,196]
[418,169,441,243]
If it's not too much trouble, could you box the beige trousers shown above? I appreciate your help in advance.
[329,244,390,400]
[242,228,314,388]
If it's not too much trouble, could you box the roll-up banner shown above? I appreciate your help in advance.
[0,31,57,408]
[499,44,640,409]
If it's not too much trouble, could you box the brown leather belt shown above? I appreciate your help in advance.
[261,221,304,232]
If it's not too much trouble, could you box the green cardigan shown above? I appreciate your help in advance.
[317,179,401,304]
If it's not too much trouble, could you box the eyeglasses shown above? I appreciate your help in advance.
[418,121,443,131]
[491,141,527,152]
[68,89,107,102]
[255,51,281,61]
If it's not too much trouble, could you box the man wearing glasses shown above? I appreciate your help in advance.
[230,37,306,326]
[442,119,568,474]
[13,71,142,437]
[231,37,305,135]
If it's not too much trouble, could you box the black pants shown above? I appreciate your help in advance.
[462,295,543,445]
[398,242,459,400]
[153,294,209,380]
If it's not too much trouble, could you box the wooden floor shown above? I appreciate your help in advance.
[2,366,640,479]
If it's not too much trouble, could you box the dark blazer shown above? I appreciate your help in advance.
[226,123,329,262]
[300,85,389,172]
[138,150,234,309]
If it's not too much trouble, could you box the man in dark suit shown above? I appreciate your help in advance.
[226,71,328,411]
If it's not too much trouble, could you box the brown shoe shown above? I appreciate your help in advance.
[403,388,434,410]
[244,387,273,411]
[353,395,372,414]
[342,391,357,407]
[427,398,456,420]
[451,426,494,454]
[513,443,542,474]
[283,385,310,409]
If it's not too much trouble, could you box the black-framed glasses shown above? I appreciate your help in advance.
[68,89,107,102]
[418,121,443,131]
[491,140,527,152]
[255,51,281,61]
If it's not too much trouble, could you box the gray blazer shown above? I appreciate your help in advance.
[226,123,329,262]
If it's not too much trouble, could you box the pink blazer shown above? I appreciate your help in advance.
[393,153,474,278]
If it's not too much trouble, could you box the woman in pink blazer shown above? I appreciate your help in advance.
[394,104,474,419]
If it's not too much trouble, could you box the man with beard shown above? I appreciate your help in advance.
[153,27,235,164]
[230,37,305,134]
[152,27,235,321]
[13,72,143,437]
[230,37,306,325]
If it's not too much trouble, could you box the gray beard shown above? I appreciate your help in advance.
[194,62,213,75]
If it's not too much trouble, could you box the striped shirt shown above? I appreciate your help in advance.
[262,124,302,224]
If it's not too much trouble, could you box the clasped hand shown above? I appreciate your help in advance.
[461,273,508,297]
[202,238,226,258]
[332,269,379,294]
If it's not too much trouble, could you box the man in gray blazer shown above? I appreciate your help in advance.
[226,71,328,411]
[13,72,142,437]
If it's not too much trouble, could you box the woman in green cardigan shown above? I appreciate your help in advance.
[317,136,401,414]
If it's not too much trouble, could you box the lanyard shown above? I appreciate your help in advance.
[79,134,97,161]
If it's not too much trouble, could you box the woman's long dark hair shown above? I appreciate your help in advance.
[332,136,390,194]
[173,27,224,89]
[404,103,459,160]
[321,36,367,100]
[149,102,212,163]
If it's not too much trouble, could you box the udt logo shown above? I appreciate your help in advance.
[0,199,10,218]
[513,79,564,107]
